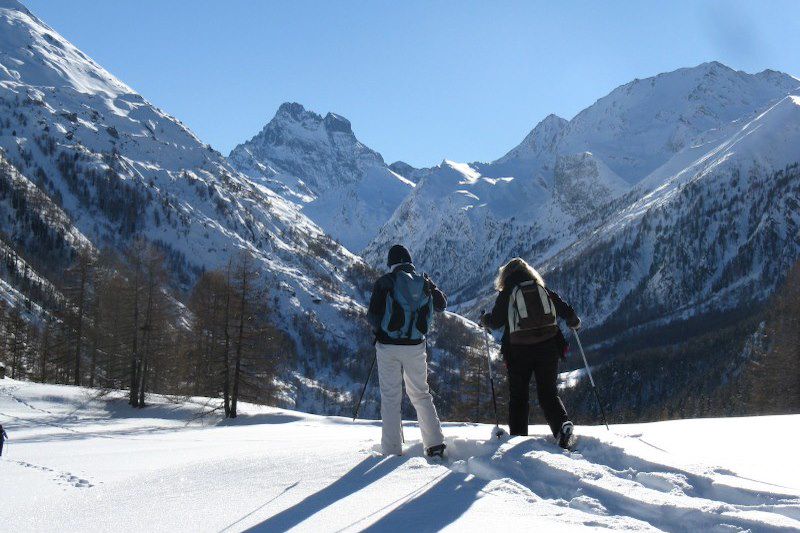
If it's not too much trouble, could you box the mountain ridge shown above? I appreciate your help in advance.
[364,62,800,356]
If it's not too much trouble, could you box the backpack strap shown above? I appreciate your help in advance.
[538,284,554,317]
[508,284,524,333]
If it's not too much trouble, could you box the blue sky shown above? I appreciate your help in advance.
[23,0,800,167]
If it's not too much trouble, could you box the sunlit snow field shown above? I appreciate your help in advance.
[2,378,799,532]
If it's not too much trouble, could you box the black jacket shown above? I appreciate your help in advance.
[367,263,447,345]
[481,270,580,354]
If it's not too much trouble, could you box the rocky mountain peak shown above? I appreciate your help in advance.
[275,101,311,121]
[323,112,353,134]
[269,103,355,137]
[229,103,412,250]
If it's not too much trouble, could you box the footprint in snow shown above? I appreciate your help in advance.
[59,474,94,488]
[12,460,94,488]
[635,471,692,494]
[569,495,609,516]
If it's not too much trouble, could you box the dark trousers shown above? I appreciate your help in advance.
[505,337,569,437]
[0,439,4,456]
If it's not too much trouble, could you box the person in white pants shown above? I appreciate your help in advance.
[367,244,447,457]
[375,341,444,455]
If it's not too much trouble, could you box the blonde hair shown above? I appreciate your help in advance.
[494,257,545,291]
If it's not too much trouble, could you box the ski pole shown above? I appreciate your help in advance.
[572,330,610,430]
[400,370,405,444]
[353,352,377,421]
[482,325,502,437]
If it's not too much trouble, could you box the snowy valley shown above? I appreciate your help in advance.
[1,1,800,531]
[0,0,797,477]
[223,61,800,421]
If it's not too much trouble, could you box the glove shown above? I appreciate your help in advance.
[569,317,582,331]
[423,273,434,295]
[479,311,491,330]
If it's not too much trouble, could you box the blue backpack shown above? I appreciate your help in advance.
[380,270,434,341]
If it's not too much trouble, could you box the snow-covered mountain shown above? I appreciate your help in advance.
[544,94,800,337]
[363,117,631,300]
[388,160,422,183]
[229,102,414,251]
[554,62,799,183]
[365,63,800,340]
[3,0,799,422]
[0,0,387,411]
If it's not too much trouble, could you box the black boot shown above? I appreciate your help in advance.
[557,421,577,450]
[425,443,446,458]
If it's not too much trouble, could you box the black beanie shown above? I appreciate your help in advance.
[387,244,412,267]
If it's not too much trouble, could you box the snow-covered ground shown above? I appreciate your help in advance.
[2,379,798,532]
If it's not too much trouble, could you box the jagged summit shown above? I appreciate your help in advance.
[269,102,355,136]
[540,112,568,125]
[229,102,412,251]
[275,101,309,119]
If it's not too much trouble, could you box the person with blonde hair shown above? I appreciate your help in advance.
[480,257,581,449]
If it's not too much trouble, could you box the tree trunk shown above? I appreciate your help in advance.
[89,341,97,388]
[129,261,141,407]
[137,271,156,408]
[73,264,87,386]
[39,324,49,383]
[230,263,248,419]
[222,263,232,417]
[138,356,148,407]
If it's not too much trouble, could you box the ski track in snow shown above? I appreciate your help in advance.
[2,379,799,532]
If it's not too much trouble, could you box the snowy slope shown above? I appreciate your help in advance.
[0,0,377,409]
[543,94,800,332]
[0,148,92,315]
[555,62,799,183]
[3,379,799,532]
[364,115,630,298]
[229,103,414,251]
[365,158,566,298]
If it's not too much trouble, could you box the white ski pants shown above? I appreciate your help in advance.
[376,341,444,455]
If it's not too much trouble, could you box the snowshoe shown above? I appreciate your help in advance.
[557,421,577,451]
[425,444,446,458]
